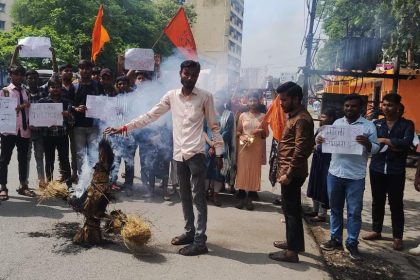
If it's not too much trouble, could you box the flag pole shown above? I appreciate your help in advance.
[152,31,165,49]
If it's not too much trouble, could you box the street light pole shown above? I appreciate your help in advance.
[302,0,317,108]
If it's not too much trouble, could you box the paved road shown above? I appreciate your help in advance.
[0,148,330,280]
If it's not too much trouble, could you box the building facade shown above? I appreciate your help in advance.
[0,0,14,31]
[186,0,244,92]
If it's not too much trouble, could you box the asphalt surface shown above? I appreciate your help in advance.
[0,148,330,280]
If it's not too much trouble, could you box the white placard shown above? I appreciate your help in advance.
[321,125,364,155]
[29,103,63,127]
[86,95,108,120]
[124,48,155,71]
[0,97,17,134]
[18,37,52,58]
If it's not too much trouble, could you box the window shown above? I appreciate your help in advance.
[0,21,5,30]
[0,3,5,13]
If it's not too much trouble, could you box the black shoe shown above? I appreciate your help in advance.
[235,199,245,209]
[346,245,361,260]
[320,238,344,251]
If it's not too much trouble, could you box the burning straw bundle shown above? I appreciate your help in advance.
[39,181,70,202]
[121,214,152,251]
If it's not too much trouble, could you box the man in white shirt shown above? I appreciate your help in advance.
[105,60,223,256]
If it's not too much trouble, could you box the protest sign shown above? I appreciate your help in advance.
[18,37,52,58]
[86,95,109,120]
[0,97,17,134]
[29,103,63,127]
[321,125,364,155]
[124,48,155,71]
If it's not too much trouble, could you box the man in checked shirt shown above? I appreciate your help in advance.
[105,60,223,256]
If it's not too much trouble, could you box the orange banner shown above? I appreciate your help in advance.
[91,5,110,62]
[164,7,198,60]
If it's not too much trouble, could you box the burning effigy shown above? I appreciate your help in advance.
[40,138,151,250]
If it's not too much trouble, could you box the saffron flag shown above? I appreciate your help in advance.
[263,95,286,141]
[91,5,110,62]
[164,7,198,60]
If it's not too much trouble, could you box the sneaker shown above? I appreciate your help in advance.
[320,238,343,251]
[346,244,361,260]
[408,244,420,256]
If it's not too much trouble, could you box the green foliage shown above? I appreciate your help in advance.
[1,0,196,71]
[316,0,420,69]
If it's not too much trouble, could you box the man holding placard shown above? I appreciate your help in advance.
[319,94,379,260]
[0,65,34,200]
[71,60,103,178]
[39,75,73,185]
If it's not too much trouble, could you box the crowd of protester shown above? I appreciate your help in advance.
[1,47,420,261]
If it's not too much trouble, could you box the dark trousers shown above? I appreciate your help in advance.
[0,134,30,185]
[237,190,258,199]
[175,154,207,246]
[281,177,306,252]
[43,135,71,182]
[369,170,405,239]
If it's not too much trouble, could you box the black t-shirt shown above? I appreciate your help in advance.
[73,81,103,127]
[60,84,75,102]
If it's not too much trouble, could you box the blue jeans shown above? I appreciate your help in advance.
[74,127,99,175]
[327,173,365,247]
[110,136,136,186]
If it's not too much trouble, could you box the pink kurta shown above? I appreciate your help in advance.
[235,112,267,191]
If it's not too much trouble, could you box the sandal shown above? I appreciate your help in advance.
[0,188,9,201]
[171,234,194,246]
[17,187,36,197]
[178,244,208,256]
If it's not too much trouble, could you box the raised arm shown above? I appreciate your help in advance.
[50,47,58,73]
[10,45,22,67]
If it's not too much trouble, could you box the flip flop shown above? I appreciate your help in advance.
[178,244,208,256]
[17,188,36,197]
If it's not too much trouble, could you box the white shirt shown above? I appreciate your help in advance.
[126,87,224,161]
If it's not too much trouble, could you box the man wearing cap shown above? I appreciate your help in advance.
[100,68,116,97]
[0,64,35,200]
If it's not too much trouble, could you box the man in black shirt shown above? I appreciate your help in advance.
[72,60,103,177]
[363,93,414,251]
[59,63,78,182]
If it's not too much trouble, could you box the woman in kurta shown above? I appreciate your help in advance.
[235,93,269,210]
[306,109,337,222]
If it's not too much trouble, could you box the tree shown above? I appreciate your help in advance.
[2,0,196,71]
[315,0,420,69]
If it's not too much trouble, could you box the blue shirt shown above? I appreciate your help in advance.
[328,116,379,180]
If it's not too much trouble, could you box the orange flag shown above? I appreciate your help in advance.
[164,7,198,60]
[91,5,110,62]
[263,95,287,141]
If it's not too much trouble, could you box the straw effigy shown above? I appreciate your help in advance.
[105,210,127,234]
[121,214,152,251]
[38,181,70,202]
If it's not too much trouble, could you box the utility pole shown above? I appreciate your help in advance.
[392,52,400,94]
[302,0,317,108]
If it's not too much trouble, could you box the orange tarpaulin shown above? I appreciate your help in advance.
[263,95,286,141]
[164,7,198,60]
[91,5,110,63]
